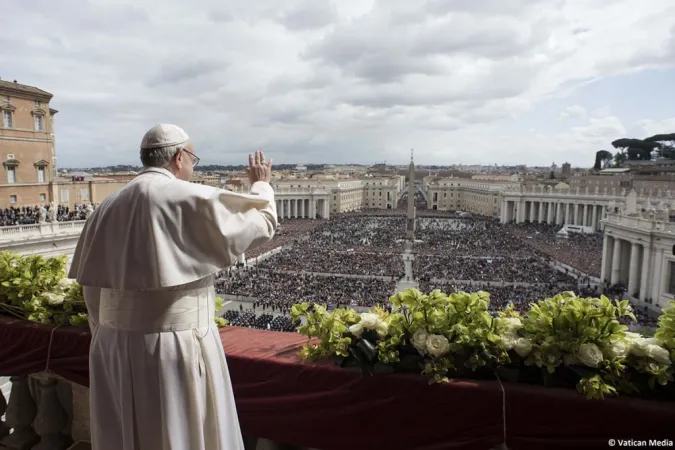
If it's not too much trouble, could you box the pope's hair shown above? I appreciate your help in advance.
[140,140,191,169]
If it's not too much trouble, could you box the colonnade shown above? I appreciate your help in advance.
[600,235,653,301]
[276,198,329,220]
[501,200,605,230]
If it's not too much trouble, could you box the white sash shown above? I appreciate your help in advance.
[98,286,213,333]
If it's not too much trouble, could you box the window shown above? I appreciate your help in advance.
[2,110,12,128]
[37,167,45,182]
[9,195,17,204]
[40,193,46,202]
[34,114,44,131]
[81,189,89,201]
[61,190,69,202]
[7,167,15,184]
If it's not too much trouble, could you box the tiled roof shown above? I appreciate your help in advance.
[0,79,53,98]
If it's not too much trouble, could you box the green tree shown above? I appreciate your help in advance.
[611,138,661,161]
[645,133,675,159]
[593,150,613,171]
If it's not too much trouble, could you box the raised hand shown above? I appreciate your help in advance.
[247,150,272,184]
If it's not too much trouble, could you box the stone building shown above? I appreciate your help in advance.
[424,176,512,217]
[601,205,675,312]
[0,79,58,208]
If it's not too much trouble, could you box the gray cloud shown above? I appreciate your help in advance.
[2,0,674,167]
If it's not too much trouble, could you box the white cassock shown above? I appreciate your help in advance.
[69,167,277,450]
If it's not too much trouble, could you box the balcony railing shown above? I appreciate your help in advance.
[0,221,87,243]
[604,213,675,233]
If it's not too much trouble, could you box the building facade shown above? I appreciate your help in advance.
[499,184,673,231]
[424,177,513,217]
[601,210,675,312]
[0,80,58,208]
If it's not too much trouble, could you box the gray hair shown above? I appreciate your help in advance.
[139,141,191,168]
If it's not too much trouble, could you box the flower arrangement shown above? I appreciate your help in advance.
[291,289,675,400]
[0,251,228,328]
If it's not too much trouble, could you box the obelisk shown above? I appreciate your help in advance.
[397,150,419,293]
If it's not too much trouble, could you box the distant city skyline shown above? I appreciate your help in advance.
[4,0,674,168]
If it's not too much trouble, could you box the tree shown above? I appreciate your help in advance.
[611,138,661,161]
[593,150,613,171]
[645,133,675,159]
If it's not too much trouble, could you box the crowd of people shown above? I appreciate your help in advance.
[222,309,298,332]
[508,222,603,277]
[215,269,396,311]
[0,204,95,226]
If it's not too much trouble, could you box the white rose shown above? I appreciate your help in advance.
[514,338,533,358]
[375,321,389,338]
[43,292,65,306]
[607,341,629,359]
[359,313,380,329]
[426,334,450,357]
[577,343,604,368]
[501,332,517,350]
[502,317,522,329]
[646,344,672,366]
[644,337,664,347]
[349,323,364,337]
[57,278,76,289]
[411,329,428,354]
[629,337,649,358]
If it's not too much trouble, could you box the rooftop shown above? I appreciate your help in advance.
[0,79,53,99]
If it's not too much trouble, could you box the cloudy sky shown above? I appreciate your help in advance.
[3,0,675,168]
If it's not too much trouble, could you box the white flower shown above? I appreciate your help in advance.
[501,332,517,350]
[411,329,428,354]
[42,292,65,306]
[577,343,604,368]
[629,337,650,358]
[607,341,629,360]
[375,321,389,338]
[646,345,672,366]
[359,313,380,329]
[502,317,522,329]
[349,323,364,337]
[514,338,533,358]
[425,334,450,357]
[57,278,76,290]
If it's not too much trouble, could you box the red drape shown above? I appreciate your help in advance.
[1,317,673,450]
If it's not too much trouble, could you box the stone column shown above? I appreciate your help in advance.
[556,203,563,225]
[566,203,572,225]
[601,236,611,283]
[299,199,304,218]
[611,238,622,285]
[584,204,590,227]
[538,202,545,223]
[591,205,598,230]
[292,199,297,218]
[278,200,284,220]
[310,200,316,219]
[528,202,535,222]
[640,245,652,301]
[627,243,640,297]
[0,375,38,449]
[547,201,554,224]
[324,200,330,219]
[32,378,69,449]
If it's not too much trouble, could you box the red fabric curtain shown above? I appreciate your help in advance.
[1,318,673,450]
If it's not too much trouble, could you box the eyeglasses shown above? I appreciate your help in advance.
[180,148,200,167]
